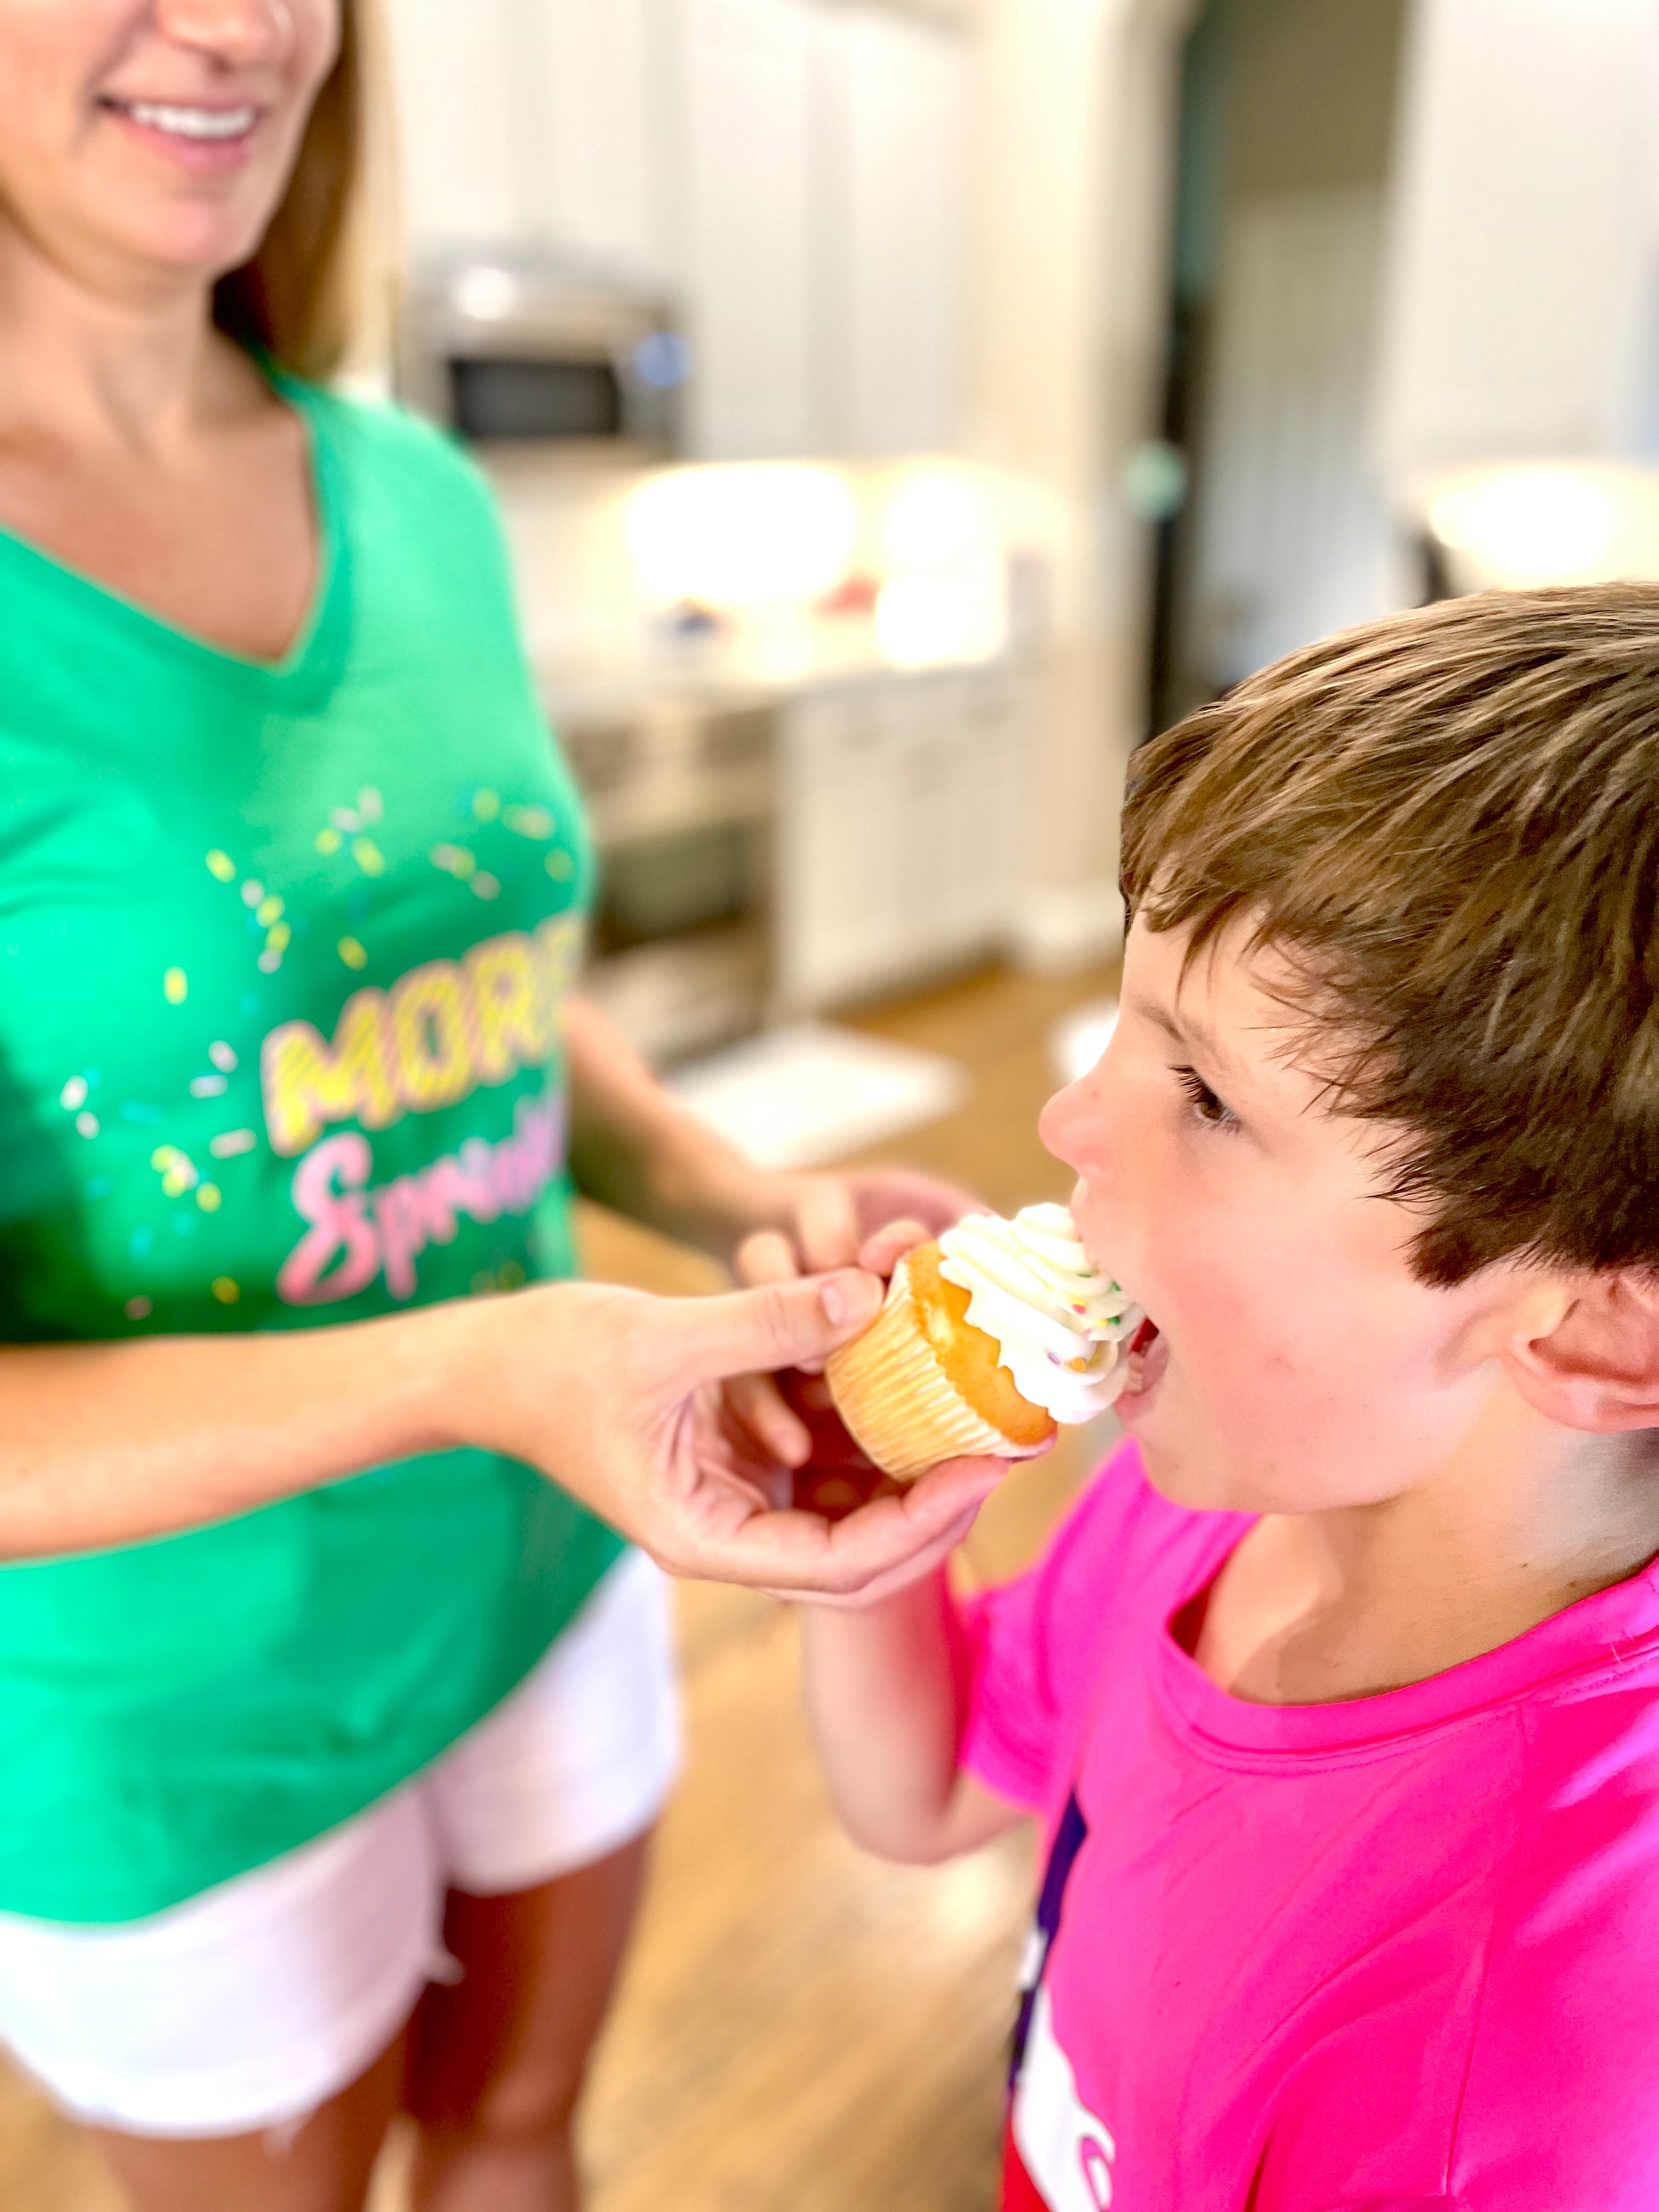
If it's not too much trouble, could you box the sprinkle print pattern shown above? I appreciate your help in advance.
[64,777,580,1326]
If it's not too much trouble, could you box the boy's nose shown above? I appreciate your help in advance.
[1039,1076,1113,1182]
[154,0,296,66]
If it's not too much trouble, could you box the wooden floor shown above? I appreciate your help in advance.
[1,957,1120,2212]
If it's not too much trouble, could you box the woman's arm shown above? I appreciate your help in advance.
[801,1569,1026,1864]
[0,1301,459,1557]
[564,994,774,1261]
[564,994,984,1269]
[0,1274,1003,1587]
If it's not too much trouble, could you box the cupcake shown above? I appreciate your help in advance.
[824,1203,1142,1481]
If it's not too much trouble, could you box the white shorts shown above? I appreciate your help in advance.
[0,1550,679,2141]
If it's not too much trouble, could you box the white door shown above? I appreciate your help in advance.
[893,673,1018,962]
[1189,188,1398,689]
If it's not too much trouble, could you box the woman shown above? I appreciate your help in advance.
[0,4,993,2207]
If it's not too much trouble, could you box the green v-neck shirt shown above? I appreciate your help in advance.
[0,377,624,1922]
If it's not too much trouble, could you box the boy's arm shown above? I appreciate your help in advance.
[801,1567,1027,1863]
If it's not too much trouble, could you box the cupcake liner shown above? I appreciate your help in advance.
[824,1259,1040,1481]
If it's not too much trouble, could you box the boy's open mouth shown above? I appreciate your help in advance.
[1120,1314,1166,1400]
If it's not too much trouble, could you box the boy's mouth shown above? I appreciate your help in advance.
[1119,1314,1167,1401]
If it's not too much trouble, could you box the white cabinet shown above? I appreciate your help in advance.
[675,0,822,458]
[776,670,1020,1012]
[833,9,968,455]
[389,0,970,459]
[388,0,668,277]
[388,0,525,255]
[1378,0,1659,472]
[519,0,669,280]
[674,0,968,459]
[778,687,909,1008]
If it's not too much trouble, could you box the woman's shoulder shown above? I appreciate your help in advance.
[282,378,497,523]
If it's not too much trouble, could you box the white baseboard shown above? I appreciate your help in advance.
[1010,880,1125,971]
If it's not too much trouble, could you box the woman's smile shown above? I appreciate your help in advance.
[98,94,265,171]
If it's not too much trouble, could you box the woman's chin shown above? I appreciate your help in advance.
[138,210,276,280]
[83,169,286,292]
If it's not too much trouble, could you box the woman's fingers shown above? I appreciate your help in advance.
[787,1505,984,1608]
[697,1453,1006,1597]
[847,1167,986,1240]
[734,1227,801,1287]
[789,1175,863,1273]
[662,1269,884,1389]
[857,1216,933,1279]
[724,1372,812,1468]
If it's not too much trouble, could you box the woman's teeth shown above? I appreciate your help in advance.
[112,101,257,141]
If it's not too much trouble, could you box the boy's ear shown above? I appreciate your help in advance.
[1506,1273,1659,1433]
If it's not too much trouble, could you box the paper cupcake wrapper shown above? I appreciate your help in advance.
[824,1259,1045,1481]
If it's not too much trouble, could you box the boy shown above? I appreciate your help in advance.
[803,586,1659,2209]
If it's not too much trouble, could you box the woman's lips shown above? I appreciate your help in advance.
[101,96,264,174]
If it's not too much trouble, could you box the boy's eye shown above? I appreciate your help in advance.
[1173,1064,1238,1131]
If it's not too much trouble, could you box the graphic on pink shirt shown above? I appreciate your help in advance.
[1003,1792,1114,2211]
[1009,1985,1117,2209]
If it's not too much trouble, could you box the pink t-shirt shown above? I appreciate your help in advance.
[960,1438,1659,2211]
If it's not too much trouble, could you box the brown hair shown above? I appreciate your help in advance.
[212,0,387,381]
[1121,584,1659,1285]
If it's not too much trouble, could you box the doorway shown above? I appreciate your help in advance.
[1148,0,1413,731]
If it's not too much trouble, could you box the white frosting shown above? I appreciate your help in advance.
[936,1203,1142,1424]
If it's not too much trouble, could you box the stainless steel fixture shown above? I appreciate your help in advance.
[558,700,776,1065]
[398,255,687,458]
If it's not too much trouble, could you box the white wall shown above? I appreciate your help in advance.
[967,0,1195,963]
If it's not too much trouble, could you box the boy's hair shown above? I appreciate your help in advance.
[1121,584,1659,1286]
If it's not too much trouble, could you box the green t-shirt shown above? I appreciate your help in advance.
[0,375,625,1923]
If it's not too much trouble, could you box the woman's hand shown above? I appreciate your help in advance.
[724,1173,985,1481]
[730,1164,984,1285]
[450,1271,1003,1601]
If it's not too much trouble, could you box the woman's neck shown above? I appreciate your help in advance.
[0,217,240,457]
[1193,1399,1659,1705]
[0,213,311,662]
